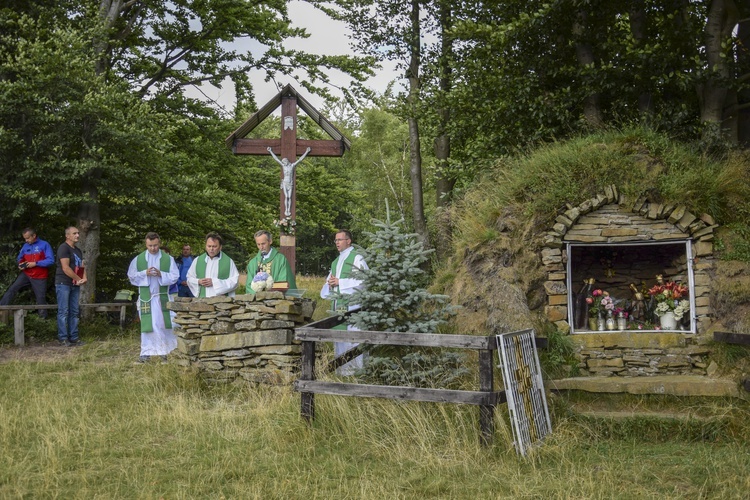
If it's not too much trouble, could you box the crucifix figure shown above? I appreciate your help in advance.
[268,146,311,217]
[224,84,351,273]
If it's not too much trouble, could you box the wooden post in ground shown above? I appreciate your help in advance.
[13,309,26,347]
[300,340,316,422]
[479,348,495,446]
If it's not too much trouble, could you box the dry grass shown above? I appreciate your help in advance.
[1,332,749,498]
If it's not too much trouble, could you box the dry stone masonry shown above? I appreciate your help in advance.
[540,185,721,378]
[167,293,314,384]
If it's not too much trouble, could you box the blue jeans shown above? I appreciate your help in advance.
[56,284,81,342]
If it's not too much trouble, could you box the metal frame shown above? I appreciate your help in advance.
[565,239,696,334]
[496,329,552,456]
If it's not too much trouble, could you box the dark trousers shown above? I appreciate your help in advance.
[0,273,48,318]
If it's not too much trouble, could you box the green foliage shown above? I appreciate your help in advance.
[346,211,455,333]
[355,349,470,388]
[538,326,578,379]
[451,127,750,254]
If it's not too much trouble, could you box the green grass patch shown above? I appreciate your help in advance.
[1,337,750,497]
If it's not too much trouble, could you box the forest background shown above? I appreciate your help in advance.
[1,0,749,304]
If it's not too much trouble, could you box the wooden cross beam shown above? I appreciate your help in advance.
[226,86,349,274]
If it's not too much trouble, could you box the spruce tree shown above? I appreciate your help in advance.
[347,212,454,333]
[327,209,464,386]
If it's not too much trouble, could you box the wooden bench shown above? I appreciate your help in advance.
[0,302,132,346]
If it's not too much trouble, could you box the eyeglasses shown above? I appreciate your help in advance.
[334,238,349,242]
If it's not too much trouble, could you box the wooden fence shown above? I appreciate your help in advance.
[0,303,133,346]
[293,313,547,446]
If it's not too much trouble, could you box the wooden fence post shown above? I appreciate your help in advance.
[13,309,26,347]
[479,347,495,446]
[300,340,316,422]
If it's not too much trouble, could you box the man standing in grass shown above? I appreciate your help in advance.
[55,226,87,346]
[245,230,296,294]
[127,232,179,363]
[186,232,239,298]
[320,229,368,375]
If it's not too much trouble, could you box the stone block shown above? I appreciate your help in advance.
[210,321,235,334]
[676,212,697,232]
[255,291,285,300]
[234,320,259,331]
[167,300,216,313]
[588,358,624,368]
[564,207,581,222]
[177,337,200,356]
[200,329,293,351]
[667,205,686,224]
[544,280,567,295]
[601,228,638,237]
[545,305,568,322]
[556,214,574,227]
[253,345,302,355]
[694,241,713,257]
[205,296,233,305]
[273,303,303,315]
[259,319,296,329]
[552,223,568,235]
[548,294,568,305]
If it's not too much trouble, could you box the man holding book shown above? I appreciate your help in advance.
[245,230,296,294]
[55,226,87,346]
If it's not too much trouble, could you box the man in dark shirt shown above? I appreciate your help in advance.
[175,244,194,297]
[0,228,54,318]
[55,226,87,346]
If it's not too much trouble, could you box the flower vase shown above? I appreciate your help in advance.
[617,312,627,331]
[659,311,677,330]
[588,317,598,331]
[597,314,605,331]
[605,312,616,331]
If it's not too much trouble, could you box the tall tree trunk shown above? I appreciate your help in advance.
[699,0,739,142]
[629,0,654,116]
[77,181,101,306]
[407,0,427,246]
[573,10,604,128]
[737,18,750,148]
[434,0,453,259]
[75,0,123,306]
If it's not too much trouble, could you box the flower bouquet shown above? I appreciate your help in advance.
[273,217,296,235]
[250,271,274,292]
[586,289,615,330]
[649,276,689,329]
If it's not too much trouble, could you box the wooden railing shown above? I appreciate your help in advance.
[0,303,133,346]
[293,313,547,446]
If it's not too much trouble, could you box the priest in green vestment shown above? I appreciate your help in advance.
[320,230,368,375]
[245,230,296,294]
[127,232,179,362]
[186,232,239,298]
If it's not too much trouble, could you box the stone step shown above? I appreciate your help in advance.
[569,408,718,422]
[549,375,742,398]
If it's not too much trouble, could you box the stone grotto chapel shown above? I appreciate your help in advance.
[540,185,743,397]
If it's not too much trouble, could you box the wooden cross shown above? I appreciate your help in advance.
[225,85,350,273]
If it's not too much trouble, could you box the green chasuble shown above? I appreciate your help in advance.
[195,252,231,298]
[330,250,360,330]
[245,249,296,294]
[136,251,173,333]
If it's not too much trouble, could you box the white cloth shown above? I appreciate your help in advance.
[320,246,368,375]
[127,251,179,356]
[186,252,239,298]
[320,246,368,304]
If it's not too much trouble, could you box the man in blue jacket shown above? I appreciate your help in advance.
[0,228,54,318]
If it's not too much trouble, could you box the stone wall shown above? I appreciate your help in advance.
[166,293,315,384]
[571,332,716,377]
[542,184,717,335]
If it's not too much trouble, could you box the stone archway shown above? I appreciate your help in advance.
[542,184,718,334]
